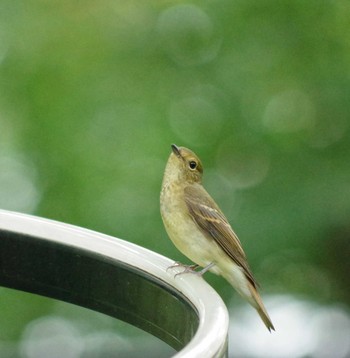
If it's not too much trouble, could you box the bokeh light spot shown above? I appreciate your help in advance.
[229,295,350,358]
[216,138,270,189]
[20,316,84,358]
[0,154,40,213]
[307,115,348,148]
[156,4,221,66]
[263,89,315,133]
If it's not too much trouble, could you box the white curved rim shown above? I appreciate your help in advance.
[0,209,228,357]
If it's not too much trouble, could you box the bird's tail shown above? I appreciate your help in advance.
[219,265,275,331]
[247,282,275,332]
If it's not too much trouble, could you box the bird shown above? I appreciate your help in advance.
[160,144,274,331]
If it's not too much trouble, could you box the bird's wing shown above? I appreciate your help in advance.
[184,184,258,287]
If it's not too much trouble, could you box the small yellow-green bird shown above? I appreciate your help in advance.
[160,144,274,331]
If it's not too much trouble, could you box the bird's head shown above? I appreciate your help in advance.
[164,144,203,184]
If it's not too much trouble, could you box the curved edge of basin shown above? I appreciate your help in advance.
[0,209,228,357]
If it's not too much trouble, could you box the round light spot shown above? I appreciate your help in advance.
[20,316,83,358]
[0,154,40,213]
[263,89,315,133]
[216,139,270,189]
[156,4,221,66]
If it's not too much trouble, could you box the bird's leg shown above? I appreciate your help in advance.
[196,262,215,276]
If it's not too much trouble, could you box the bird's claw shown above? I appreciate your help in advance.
[167,261,200,277]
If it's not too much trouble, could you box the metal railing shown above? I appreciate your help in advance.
[0,209,228,357]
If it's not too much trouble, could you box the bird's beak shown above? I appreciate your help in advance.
[171,144,181,158]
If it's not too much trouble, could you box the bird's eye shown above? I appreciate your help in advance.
[189,161,197,170]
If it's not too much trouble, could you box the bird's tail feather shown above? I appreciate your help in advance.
[219,266,275,331]
[248,282,275,332]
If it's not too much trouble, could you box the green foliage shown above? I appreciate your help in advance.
[0,0,349,351]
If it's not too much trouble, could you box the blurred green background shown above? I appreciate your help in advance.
[0,0,350,357]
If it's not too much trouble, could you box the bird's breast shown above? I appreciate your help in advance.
[160,182,222,268]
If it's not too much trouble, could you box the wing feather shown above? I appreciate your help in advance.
[184,184,258,287]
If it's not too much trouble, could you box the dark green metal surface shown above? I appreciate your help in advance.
[0,230,199,350]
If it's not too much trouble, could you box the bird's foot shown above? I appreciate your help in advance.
[167,261,199,277]
[168,262,216,278]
